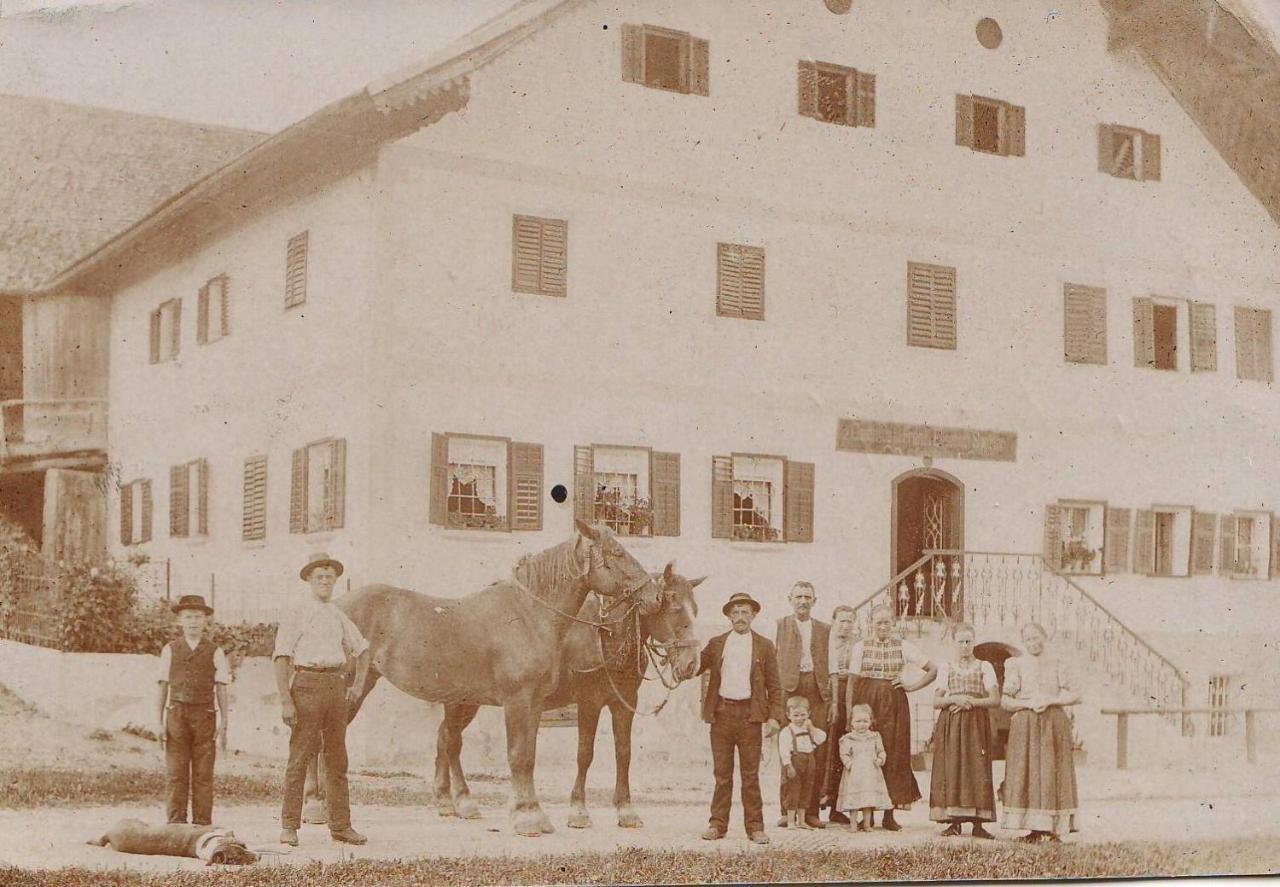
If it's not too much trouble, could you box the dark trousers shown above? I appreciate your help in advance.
[165,701,216,825]
[281,672,352,831]
[709,698,764,835]
[782,751,816,814]
[778,672,827,818]
[824,676,849,807]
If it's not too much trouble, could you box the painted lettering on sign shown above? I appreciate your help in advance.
[835,418,1017,462]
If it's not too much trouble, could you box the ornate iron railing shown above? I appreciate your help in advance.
[843,550,1189,713]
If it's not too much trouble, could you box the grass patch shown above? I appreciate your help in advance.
[121,724,159,743]
[86,729,114,742]
[2,839,1276,885]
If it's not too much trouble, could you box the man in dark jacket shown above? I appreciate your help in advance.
[774,580,830,828]
[697,592,783,845]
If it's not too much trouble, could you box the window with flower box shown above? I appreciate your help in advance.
[1043,500,1105,575]
[429,433,542,532]
[573,444,679,536]
[711,453,814,543]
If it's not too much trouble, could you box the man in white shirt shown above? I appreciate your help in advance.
[274,552,370,847]
[696,592,783,845]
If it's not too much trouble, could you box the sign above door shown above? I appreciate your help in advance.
[836,418,1017,462]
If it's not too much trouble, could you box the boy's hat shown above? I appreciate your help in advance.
[171,594,213,615]
[721,591,762,617]
[300,551,345,581]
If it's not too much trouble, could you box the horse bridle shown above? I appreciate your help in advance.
[509,536,657,630]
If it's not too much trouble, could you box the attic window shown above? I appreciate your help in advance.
[976,18,1003,49]
[956,95,1025,157]
[621,24,710,97]
[1099,125,1161,182]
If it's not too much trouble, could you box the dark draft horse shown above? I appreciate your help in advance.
[330,520,662,836]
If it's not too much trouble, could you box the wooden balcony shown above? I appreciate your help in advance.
[0,399,107,471]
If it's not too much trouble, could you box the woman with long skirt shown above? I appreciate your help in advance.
[844,603,938,829]
[1000,622,1081,843]
[928,622,999,838]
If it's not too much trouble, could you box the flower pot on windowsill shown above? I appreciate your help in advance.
[445,510,505,531]
[732,525,780,543]
[593,495,654,538]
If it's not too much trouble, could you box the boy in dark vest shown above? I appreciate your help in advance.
[156,595,229,826]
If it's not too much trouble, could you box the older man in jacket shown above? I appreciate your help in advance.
[774,580,830,828]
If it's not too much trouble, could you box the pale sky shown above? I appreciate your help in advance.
[0,0,1276,134]
[0,0,519,132]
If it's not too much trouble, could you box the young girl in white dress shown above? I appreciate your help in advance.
[837,704,892,832]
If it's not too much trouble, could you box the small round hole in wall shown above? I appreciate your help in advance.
[550,484,568,504]
[824,0,852,14]
[976,17,1003,49]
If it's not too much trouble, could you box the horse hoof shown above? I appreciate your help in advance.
[567,813,591,829]
[455,797,481,820]
[513,810,551,837]
[617,813,644,829]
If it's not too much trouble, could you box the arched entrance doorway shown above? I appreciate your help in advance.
[974,641,1018,760]
[891,468,965,583]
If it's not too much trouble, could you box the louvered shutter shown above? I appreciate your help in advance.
[1236,307,1273,382]
[197,459,209,536]
[512,215,542,295]
[149,311,161,364]
[1235,306,1257,380]
[1005,103,1026,156]
[1133,509,1156,575]
[1098,124,1115,173]
[285,231,308,308]
[1219,515,1238,576]
[1191,511,1217,575]
[689,37,710,96]
[326,438,346,529]
[509,442,543,531]
[242,456,267,542]
[1141,132,1161,181]
[197,284,210,345]
[540,219,567,297]
[907,263,956,350]
[1063,284,1107,365]
[717,244,765,321]
[783,460,815,543]
[1103,507,1131,573]
[855,71,875,128]
[170,464,189,538]
[120,483,133,546]
[621,24,643,83]
[650,451,681,537]
[1270,513,1280,579]
[1189,301,1217,373]
[955,95,974,148]
[428,433,449,527]
[290,447,308,533]
[1132,297,1155,368]
[170,299,181,358]
[1255,309,1274,382]
[140,480,153,542]
[573,445,595,524]
[1043,505,1064,570]
[711,455,733,539]
[219,276,230,337]
[797,61,819,118]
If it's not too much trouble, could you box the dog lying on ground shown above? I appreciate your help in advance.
[88,818,258,865]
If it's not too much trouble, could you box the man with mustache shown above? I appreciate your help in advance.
[774,581,830,829]
[697,592,783,845]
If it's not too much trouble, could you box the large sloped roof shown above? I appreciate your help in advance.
[0,94,264,292]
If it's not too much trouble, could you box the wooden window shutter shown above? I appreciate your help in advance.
[290,447,308,533]
[140,480,153,543]
[285,231,309,308]
[797,61,819,118]
[219,276,230,337]
[1236,307,1273,382]
[170,464,189,538]
[1256,309,1274,382]
[1219,515,1238,576]
[1098,124,1115,173]
[197,459,209,536]
[1005,103,1026,157]
[512,216,542,295]
[1132,509,1156,575]
[120,483,133,546]
[197,284,210,345]
[573,445,595,524]
[716,244,765,321]
[855,71,875,128]
[1063,284,1107,365]
[621,24,643,83]
[428,433,449,527]
[1191,511,1217,575]
[541,219,567,297]
[326,438,346,530]
[242,456,267,542]
[1271,514,1280,580]
[1189,301,1217,373]
[1141,132,1161,181]
[1043,505,1064,570]
[149,310,161,364]
[907,262,957,350]
[170,299,181,358]
[689,37,710,96]
[1103,507,1131,573]
[650,451,681,537]
[1132,297,1155,368]
[783,460,815,543]
[509,442,543,531]
[955,95,974,148]
[711,455,733,539]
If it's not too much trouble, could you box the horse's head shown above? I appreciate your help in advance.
[574,519,663,615]
[644,561,705,682]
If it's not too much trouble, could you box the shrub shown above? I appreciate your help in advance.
[55,562,139,653]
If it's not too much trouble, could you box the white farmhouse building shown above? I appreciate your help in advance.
[5,0,1280,765]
